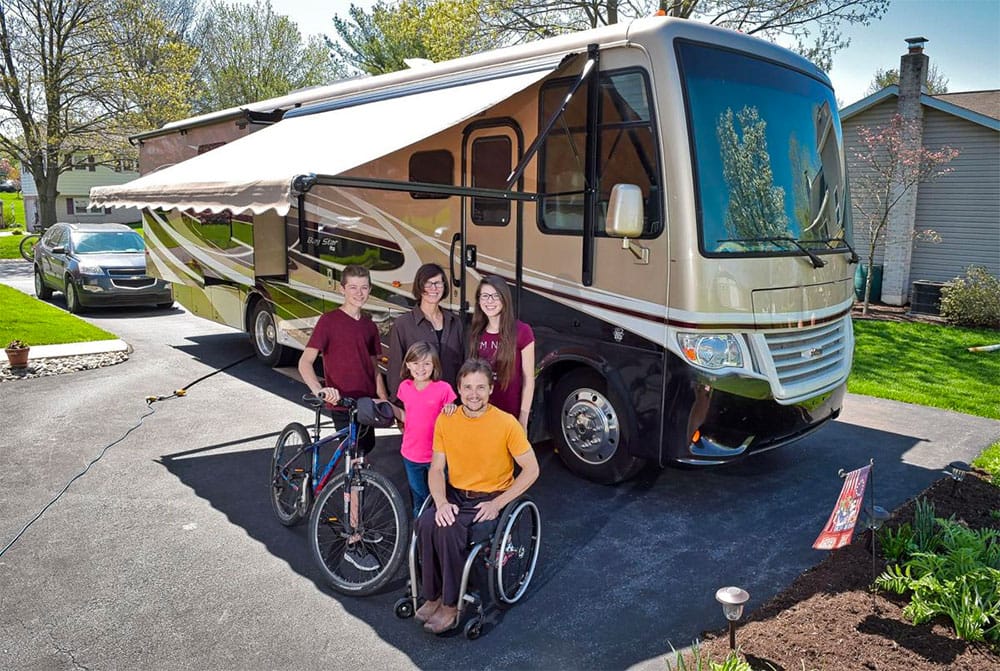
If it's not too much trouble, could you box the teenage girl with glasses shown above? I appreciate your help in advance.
[467,275,535,430]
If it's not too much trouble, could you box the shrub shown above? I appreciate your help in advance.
[940,266,1000,329]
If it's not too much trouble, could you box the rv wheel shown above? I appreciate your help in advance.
[250,301,295,367]
[550,369,644,485]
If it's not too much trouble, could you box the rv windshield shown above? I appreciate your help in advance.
[678,41,849,257]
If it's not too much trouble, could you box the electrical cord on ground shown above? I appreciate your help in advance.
[0,352,257,559]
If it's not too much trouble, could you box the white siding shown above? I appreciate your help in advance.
[909,107,1000,283]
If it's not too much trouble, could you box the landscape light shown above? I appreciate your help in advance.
[945,461,971,482]
[715,586,750,650]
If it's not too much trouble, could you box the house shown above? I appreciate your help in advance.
[21,156,142,228]
[841,38,1000,307]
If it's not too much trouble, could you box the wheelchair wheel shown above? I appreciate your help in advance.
[488,498,541,607]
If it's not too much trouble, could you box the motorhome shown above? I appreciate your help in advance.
[92,15,856,484]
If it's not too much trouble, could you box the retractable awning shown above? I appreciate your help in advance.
[91,60,563,217]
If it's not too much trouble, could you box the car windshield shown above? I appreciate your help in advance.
[677,41,850,257]
[72,231,145,254]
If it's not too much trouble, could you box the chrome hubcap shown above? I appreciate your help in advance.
[254,310,276,356]
[560,387,619,465]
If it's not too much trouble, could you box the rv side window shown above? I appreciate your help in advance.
[409,149,454,199]
[537,69,662,238]
[471,135,511,226]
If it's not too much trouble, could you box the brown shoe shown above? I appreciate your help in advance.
[414,598,441,623]
[423,605,459,634]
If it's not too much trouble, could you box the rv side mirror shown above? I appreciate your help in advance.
[606,184,644,239]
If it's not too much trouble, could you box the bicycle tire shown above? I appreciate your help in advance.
[19,234,39,262]
[270,423,312,526]
[309,469,408,596]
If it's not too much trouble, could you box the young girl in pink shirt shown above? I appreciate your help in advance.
[395,342,457,518]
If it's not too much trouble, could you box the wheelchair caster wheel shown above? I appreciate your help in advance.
[394,597,414,619]
[464,617,483,640]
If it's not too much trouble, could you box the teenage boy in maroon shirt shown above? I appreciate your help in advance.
[298,264,388,571]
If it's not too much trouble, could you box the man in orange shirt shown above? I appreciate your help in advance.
[414,358,539,634]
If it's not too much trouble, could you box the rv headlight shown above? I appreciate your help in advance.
[678,333,743,369]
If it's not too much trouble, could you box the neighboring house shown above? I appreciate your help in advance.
[841,38,1000,306]
[22,156,142,227]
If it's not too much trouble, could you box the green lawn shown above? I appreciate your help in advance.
[0,233,29,259]
[0,284,114,346]
[1,192,26,229]
[849,319,1000,420]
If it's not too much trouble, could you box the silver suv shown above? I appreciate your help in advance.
[33,223,173,312]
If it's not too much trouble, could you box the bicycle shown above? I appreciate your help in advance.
[19,233,40,261]
[270,394,408,596]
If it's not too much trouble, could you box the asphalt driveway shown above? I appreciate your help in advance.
[1,259,998,669]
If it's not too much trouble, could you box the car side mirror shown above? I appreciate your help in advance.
[51,245,66,254]
[606,184,649,264]
[606,184,644,239]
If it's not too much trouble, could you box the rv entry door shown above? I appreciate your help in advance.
[461,120,525,315]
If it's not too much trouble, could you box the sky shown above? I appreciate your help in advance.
[264,0,1000,105]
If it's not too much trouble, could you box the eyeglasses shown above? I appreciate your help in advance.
[424,280,445,289]
[479,292,502,304]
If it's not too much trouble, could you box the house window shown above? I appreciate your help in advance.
[470,136,511,226]
[68,198,99,215]
[408,150,453,199]
[88,155,96,172]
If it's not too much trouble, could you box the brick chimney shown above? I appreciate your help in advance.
[882,38,930,306]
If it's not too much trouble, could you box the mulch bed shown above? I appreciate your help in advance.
[696,473,1000,670]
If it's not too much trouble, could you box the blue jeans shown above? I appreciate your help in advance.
[403,458,431,519]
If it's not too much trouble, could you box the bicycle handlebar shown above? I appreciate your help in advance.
[302,393,357,411]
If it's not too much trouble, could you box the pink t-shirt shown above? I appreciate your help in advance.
[396,379,457,463]
[476,320,535,417]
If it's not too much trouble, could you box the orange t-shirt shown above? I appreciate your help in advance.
[432,405,531,493]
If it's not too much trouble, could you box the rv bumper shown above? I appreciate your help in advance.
[662,365,845,466]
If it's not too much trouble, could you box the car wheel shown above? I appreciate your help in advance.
[34,267,52,300]
[65,278,84,314]
[549,368,644,484]
[250,300,295,366]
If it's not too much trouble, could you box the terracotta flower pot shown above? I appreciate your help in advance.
[5,346,29,369]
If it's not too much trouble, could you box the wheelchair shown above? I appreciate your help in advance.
[393,494,541,639]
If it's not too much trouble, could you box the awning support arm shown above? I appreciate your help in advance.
[313,174,539,202]
[582,43,600,287]
[505,53,597,190]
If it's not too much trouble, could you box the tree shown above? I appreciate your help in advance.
[331,0,496,76]
[477,0,889,69]
[190,0,345,112]
[866,65,949,96]
[850,114,958,315]
[1,0,123,229]
[716,106,788,240]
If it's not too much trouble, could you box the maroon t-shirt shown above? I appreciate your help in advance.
[476,320,534,416]
[306,309,381,398]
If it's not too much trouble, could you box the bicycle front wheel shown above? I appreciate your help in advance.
[270,422,312,526]
[309,469,408,596]
[19,234,39,262]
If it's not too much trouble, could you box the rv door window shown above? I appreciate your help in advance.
[409,149,454,199]
[537,69,662,238]
[471,135,512,226]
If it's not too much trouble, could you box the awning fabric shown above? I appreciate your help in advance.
[91,64,559,216]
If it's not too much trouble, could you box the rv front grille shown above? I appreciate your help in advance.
[761,318,851,401]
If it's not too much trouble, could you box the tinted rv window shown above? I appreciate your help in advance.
[677,41,849,257]
[537,69,662,237]
[471,136,511,226]
[409,150,454,199]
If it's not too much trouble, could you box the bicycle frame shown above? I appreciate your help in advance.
[308,403,364,495]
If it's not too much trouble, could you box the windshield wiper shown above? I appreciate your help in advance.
[812,237,859,264]
[719,237,827,268]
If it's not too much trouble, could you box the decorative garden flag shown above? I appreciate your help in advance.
[813,465,871,550]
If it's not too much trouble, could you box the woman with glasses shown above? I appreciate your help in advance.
[387,263,466,399]
[468,275,535,430]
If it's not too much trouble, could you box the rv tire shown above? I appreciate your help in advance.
[550,368,644,485]
[250,300,295,367]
